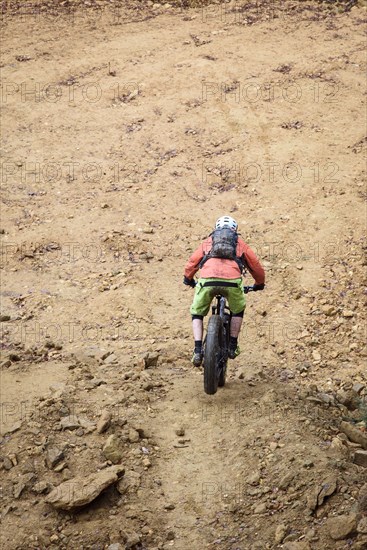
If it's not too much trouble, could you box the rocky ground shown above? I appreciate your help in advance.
[1,1,367,549]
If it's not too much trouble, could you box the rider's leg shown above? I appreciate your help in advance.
[230,314,243,337]
[192,317,203,342]
[229,310,244,358]
[191,315,204,366]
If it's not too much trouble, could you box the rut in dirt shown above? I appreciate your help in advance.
[144,362,285,548]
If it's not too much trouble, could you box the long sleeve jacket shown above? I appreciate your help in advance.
[184,236,265,284]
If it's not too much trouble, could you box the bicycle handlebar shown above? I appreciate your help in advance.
[243,285,255,294]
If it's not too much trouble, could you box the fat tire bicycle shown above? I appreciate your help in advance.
[203,285,255,395]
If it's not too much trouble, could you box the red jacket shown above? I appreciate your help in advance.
[184,236,265,284]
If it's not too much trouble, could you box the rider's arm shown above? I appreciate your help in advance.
[184,238,210,280]
[239,241,265,285]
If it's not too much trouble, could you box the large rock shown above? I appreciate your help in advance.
[45,465,124,510]
[326,513,358,540]
[103,435,123,464]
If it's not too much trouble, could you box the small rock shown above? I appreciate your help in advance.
[142,458,151,468]
[89,378,105,388]
[128,429,140,443]
[312,350,321,361]
[321,305,336,316]
[62,468,72,481]
[46,446,65,469]
[103,435,122,464]
[354,450,367,468]
[60,415,80,430]
[116,470,141,495]
[283,543,311,550]
[32,481,50,494]
[78,417,96,433]
[279,473,294,490]
[0,315,11,321]
[275,523,288,543]
[246,471,261,485]
[164,503,175,510]
[13,473,35,498]
[357,517,367,534]
[108,544,122,550]
[358,483,367,513]
[125,532,140,548]
[175,428,185,437]
[104,353,118,364]
[329,437,349,459]
[352,383,365,394]
[342,310,354,318]
[3,457,13,470]
[254,502,267,514]
[326,513,358,540]
[97,409,112,434]
[54,462,67,473]
[142,352,159,368]
[131,425,147,438]
[340,421,367,449]
[166,530,175,541]
[49,382,66,393]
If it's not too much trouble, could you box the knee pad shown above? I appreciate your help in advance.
[232,310,244,318]
[192,314,204,321]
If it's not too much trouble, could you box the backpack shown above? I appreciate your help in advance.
[199,228,246,272]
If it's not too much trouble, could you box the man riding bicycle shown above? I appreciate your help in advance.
[183,215,265,367]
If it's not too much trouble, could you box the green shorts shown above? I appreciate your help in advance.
[190,278,246,317]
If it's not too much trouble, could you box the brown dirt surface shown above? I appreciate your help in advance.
[1,1,366,549]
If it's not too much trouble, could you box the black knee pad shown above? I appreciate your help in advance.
[192,314,204,321]
[232,310,244,318]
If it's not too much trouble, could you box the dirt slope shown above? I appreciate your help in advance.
[1,1,366,549]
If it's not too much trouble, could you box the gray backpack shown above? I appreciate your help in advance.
[199,228,245,272]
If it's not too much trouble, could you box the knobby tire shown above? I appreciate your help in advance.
[204,315,223,395]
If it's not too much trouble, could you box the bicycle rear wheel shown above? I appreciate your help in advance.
[204,315,223,395]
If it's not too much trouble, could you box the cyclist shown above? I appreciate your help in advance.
[183,215,265,366]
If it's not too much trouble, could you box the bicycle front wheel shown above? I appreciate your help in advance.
[204,315,223,395]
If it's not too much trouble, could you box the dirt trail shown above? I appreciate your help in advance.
[146,364,269,548]
[1,1,367,549]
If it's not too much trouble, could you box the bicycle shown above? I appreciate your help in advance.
[202,285,255,395]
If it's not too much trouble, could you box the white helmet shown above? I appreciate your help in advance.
[215,215,238,231]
